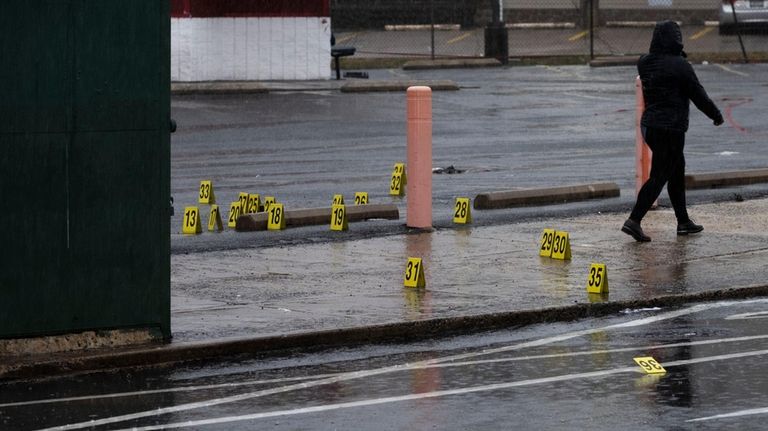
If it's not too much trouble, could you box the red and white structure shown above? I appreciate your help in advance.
[171,0,332,81]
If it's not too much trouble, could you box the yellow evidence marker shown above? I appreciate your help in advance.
[268,202,286,230]
[227,201,242,228]
[263,196,276,212]
[389,172,404,196]
[453,197,472,224]
[403,257,426,288]
[207,204,224,232]
[332,194,344,206]
[198,180,215,204]
[633,357,666,374]
[586,263,608,294]
[393,162,407,185]
[539,228,555,257]
[247,193,261,214]
[182,206,202,234]
[238,192,249,213]
[330,204,349,231]
[354,192,369,205]
[551,230,572,260]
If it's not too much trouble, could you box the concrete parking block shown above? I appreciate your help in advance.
[474,182,620,209]
[685,168,768,189]
[236,204,399,231]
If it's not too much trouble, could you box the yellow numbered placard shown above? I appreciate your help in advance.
[453,197,472,224]
[246,194,261,214]
[263,196,276,212]
[182,206,202,234]
[539,228,555,257]
[389,173,404,196]
[393,163,407,185]
[267,202,286,230]
[551,231,571,260]
[198,180,215,204]
[207,204,223,232]
[332,194,344,206]
[227,201,242,228]
[404,257,426,288]
[586,263,608,294]
[354,192,369,205]
[330,204,349,231]
[634,357,666,374]
[238,192,249,214]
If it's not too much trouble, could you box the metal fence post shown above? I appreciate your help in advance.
[430,0,435,60]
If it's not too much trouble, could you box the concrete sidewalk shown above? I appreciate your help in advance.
[3,197,767,380]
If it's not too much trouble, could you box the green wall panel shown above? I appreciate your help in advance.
[0,0,171,339]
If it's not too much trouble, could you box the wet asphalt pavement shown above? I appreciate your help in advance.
[169,63,768,251]
[3,298,768,430]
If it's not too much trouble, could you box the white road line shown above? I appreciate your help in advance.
[0,374,341,409]
[726,311,768,320]
[116,348,768,431]
[13,333,768,409]
[37,299,768,431]
[714,63,750,77]
[687,407,768,422]
[12,333,768,409]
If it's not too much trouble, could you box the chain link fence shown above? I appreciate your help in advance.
[330,0,767,61]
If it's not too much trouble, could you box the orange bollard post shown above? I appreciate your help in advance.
[635,76,653,203]
[406,86,432,229]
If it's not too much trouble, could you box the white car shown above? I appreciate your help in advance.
[719,0,768,34]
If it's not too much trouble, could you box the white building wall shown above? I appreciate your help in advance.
[171,17,332,81]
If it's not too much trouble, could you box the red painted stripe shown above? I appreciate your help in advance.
[723,97,752,134]
[171,0,329,18]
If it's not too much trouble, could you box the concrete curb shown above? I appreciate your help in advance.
[402,58,502,70]
[474,182,620,210]
[589,56,640,67]
[235,204,399,231]
[341,80,460,93]
[3,284,766,382]
[685,168,768,190]
[171,81,269,95]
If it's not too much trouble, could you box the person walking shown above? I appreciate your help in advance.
[622,20,724,242]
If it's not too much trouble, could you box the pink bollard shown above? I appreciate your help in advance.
[635,76,653,199]
[406,86,432,229]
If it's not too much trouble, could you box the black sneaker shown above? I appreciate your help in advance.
[677,219,703,235]
[621,219,651,242]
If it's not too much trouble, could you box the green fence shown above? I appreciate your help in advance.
[0,1,171,340]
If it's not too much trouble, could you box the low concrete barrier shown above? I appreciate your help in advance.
[236,203,399,231]
[402,58,501,70]
[341,80,459,93]
[474,182,620,209]
[685,169,768,189]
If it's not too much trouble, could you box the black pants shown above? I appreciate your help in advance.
[630,127,689,223]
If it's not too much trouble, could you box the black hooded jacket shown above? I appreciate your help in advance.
[638,21,722,132]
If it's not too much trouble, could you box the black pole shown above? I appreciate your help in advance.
[589,0,594,59]
[430,0,435,60]
[729,1,749,63]
[484,0,508,64]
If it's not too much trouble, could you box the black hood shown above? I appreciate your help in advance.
[649,20,685,57]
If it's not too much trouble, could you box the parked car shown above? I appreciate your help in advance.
[719,0,768,34]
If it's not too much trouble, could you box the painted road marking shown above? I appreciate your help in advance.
[568,30,588,41]
[40,299,768,431]
[715,63,750,77]
[111,348,768,431]
[11,333,768,408]
[688,407,768,422]
[0,373,342,409]
[689,26,714,40]
[726,311,768,320]
[335,33,358,44]
[446,32,472,44]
